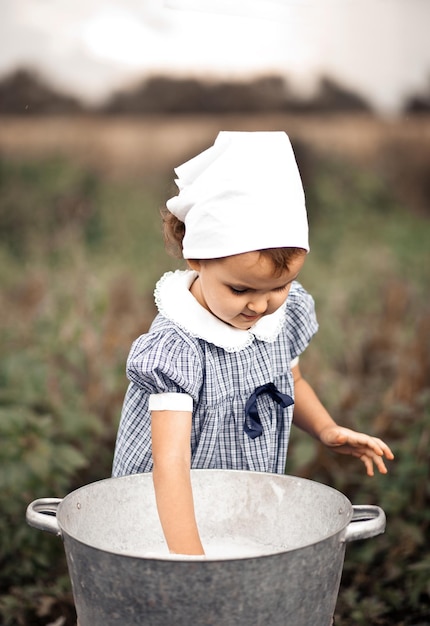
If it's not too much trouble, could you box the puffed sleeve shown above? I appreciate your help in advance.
[285,282,319,360]
[126,325,204,400]
[112,325,204,477]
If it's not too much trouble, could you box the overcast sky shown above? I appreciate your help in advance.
[1,0,430,114]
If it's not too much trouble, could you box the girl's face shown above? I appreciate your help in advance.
[188,251,306,330]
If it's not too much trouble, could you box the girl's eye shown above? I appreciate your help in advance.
[229,285,288,296]
[230,287,248,295]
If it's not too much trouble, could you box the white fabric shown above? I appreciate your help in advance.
[166,131,309,259]
[154,270,287,352]
[148,392,193,412]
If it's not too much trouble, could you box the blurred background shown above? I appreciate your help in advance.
[0,1,429,624]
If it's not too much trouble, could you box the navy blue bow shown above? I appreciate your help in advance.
[244,382,294,439]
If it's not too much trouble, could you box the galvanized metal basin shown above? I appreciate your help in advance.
[26,470,385,626]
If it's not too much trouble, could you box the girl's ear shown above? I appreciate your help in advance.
[187,259,201,272]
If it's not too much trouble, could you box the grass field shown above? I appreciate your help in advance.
[0,114,429,625]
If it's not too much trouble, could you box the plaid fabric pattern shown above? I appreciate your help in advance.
[112,281,318,477]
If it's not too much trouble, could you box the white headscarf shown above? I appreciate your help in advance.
[166,131,309,259]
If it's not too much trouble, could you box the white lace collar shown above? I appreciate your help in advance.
[154,270,286,353]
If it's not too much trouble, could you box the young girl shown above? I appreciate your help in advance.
[112,131,394,556]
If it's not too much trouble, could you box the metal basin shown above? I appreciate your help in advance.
[26,469,385,626]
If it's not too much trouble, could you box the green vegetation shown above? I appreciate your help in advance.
[0,150,429,625]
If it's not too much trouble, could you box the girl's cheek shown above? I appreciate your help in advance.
[273,292,289,311]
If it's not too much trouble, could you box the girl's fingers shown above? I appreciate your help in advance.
[360,455,374,477]
[380,441,395,460]
[360,451,389,476]
[343,432,394,461]
[322,427,394,474]
[366,440,394,462]
[373,454,388,474]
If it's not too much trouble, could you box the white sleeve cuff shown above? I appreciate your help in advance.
[290,356,299,369]
[148,393,193,412]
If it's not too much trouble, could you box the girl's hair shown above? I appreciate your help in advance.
[161,207,306,272]
[161,206,186,259]
[258,246,307,275]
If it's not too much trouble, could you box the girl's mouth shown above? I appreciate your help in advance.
[241,313,260,322]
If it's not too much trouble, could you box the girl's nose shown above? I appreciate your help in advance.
[247,295,269,314]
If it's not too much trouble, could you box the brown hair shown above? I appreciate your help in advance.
[160,207,306,271]
[258,247,307,275]
[160,206,185,259]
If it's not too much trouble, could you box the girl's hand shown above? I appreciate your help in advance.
[318,425,395,476]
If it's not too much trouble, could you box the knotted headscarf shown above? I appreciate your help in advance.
[166,131,309,259]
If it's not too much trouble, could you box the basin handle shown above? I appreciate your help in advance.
[344,505,386,543]
[26,498,62,537]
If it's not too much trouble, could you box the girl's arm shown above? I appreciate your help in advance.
[291,363,394,476]
[151,409,205,555]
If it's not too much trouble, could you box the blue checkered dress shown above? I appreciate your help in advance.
[112,271,318,476]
